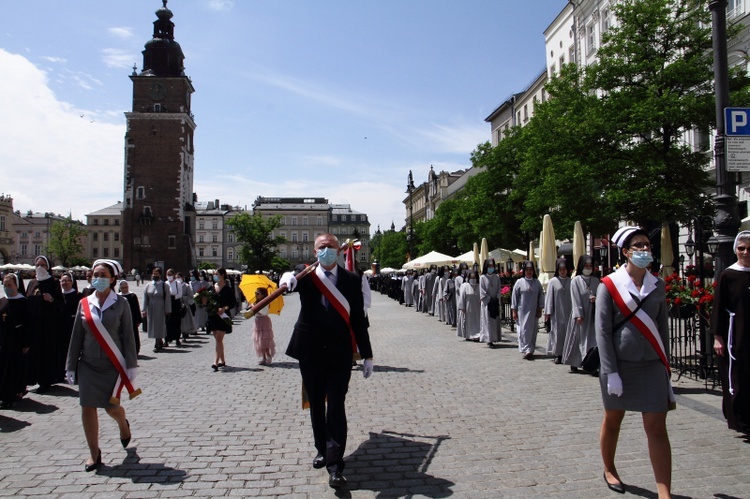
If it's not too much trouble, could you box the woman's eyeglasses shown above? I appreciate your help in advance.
[629,242,651,250]
[737,246,750,252]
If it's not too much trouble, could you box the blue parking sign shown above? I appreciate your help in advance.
[725,108,750,135]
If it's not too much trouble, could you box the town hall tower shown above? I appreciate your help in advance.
[123,0,196,273]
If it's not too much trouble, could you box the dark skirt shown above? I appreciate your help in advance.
[207,314,232,334]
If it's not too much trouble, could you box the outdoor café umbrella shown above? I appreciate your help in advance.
[660,223,675,278]
[473,242,479,268]
[573,221,586,275]
[480,238,489,270]
[239,273,283,315]
[540,214,557,275]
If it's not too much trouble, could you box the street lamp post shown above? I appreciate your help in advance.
[708,0,741,277]
[406,171,415,261]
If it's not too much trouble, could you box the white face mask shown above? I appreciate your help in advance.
[582,268,593,276]
[167,275,174,282]
[469,278,477,285]
[35,266,49,279]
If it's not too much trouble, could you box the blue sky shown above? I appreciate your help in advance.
[1,0,567,233]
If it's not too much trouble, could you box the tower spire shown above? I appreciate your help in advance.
[141,0,184,76]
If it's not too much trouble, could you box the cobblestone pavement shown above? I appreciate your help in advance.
[1,284,748,498]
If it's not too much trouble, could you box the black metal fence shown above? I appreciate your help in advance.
[668,305,720,389]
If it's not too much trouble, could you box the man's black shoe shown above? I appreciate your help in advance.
[312,454,325,469]
[328,471,347,488]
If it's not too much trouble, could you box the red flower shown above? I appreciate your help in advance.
[687,275,697,283]
[674,297,682,306]
[691,289,701,298]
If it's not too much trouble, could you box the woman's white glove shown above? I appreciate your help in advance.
[280,272,297,292]
[65,370,76,385]
[607,372,623,397]
[363,359,374,379]
[126,368,138,382]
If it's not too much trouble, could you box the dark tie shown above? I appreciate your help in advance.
[324,271,332,308]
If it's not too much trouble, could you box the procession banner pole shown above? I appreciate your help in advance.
[244,262,319,318]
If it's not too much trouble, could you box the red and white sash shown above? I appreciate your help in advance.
[81,297,142,405]
[309,267,359,355]
[602,270,676,409]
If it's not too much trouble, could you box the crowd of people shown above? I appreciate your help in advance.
[2,227,749,496]
[368,228,750,498]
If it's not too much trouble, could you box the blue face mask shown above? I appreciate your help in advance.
[91,277,111,292]
[487,267,495,274]
[630,250,653,269]
[317,247,337,267]
[213,275,219,283]
[190,276,196,282]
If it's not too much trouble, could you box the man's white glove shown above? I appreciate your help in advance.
[363,358,374,379]
[607,372,623,397]
[126,367,138,382]
[65,370,76,385]
[280,272,297,292]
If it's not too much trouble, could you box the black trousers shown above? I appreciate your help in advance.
[299,358,352,474]
[166,298,182,342]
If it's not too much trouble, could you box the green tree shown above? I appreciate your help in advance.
[226,212,286,272]
[46,217,87,267]
[371,228,407,269]
[516,0,750,234]
[198,261,216,270]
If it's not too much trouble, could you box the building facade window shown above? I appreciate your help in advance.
[20,243,27,255]
[291,232,298,242]
[302,216,308,225]
[228,249,234,261]
[114,233,120,242]
[104,219,109,226]
[212,234,218,243]
[34,232,40,238]
[199,222,204,230]
[136,187,145,199]
[103,233,109,241]
[212,247,218,257]
[291,216,298,226]
[199,248,204,257]
[302,232,309,242]
[316,216,322,225]
[587,23,596,54]
[212,221,218,230]
[0,215,5,231]
[199,235,204,243]
[93,248,98,257]
[228,233,234,243]
[103,248,110,257]
[34,244,41,255]
[93,233,98,241]
[168,235,176,248]
[114,248,120,258]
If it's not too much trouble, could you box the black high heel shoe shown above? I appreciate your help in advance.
[84,449,102,472]
[121,419,131,448]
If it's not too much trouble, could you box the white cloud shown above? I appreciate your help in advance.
[101,48,137,69]
[207,0,234,11]
[0,49,124,220]
[42,56,67,63]
[108,27,134,39]
[414,122,488,155]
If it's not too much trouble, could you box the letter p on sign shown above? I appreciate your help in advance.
[726,108,750,135]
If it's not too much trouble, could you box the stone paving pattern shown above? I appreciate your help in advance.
[0,283,748,498]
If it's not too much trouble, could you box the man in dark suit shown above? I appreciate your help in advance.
[281,233,374,489]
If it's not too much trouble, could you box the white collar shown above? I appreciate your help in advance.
[5,294,24,300]
[86,290,118,313]
[727,262,750,272]
[62,288,77,294]
[609,265,657,299]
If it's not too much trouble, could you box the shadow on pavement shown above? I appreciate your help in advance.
[0,414,31,432]
[371,365,425,374]
[342,430,454,497]
[673,386,721,397]
[618,483,691,498]
[97,447,188,484]
[219,365,263,373]
[263,361,299,370]
[11,398,58,414]
[38,384,78,398]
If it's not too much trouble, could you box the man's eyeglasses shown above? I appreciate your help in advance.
[630,242,651,250]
